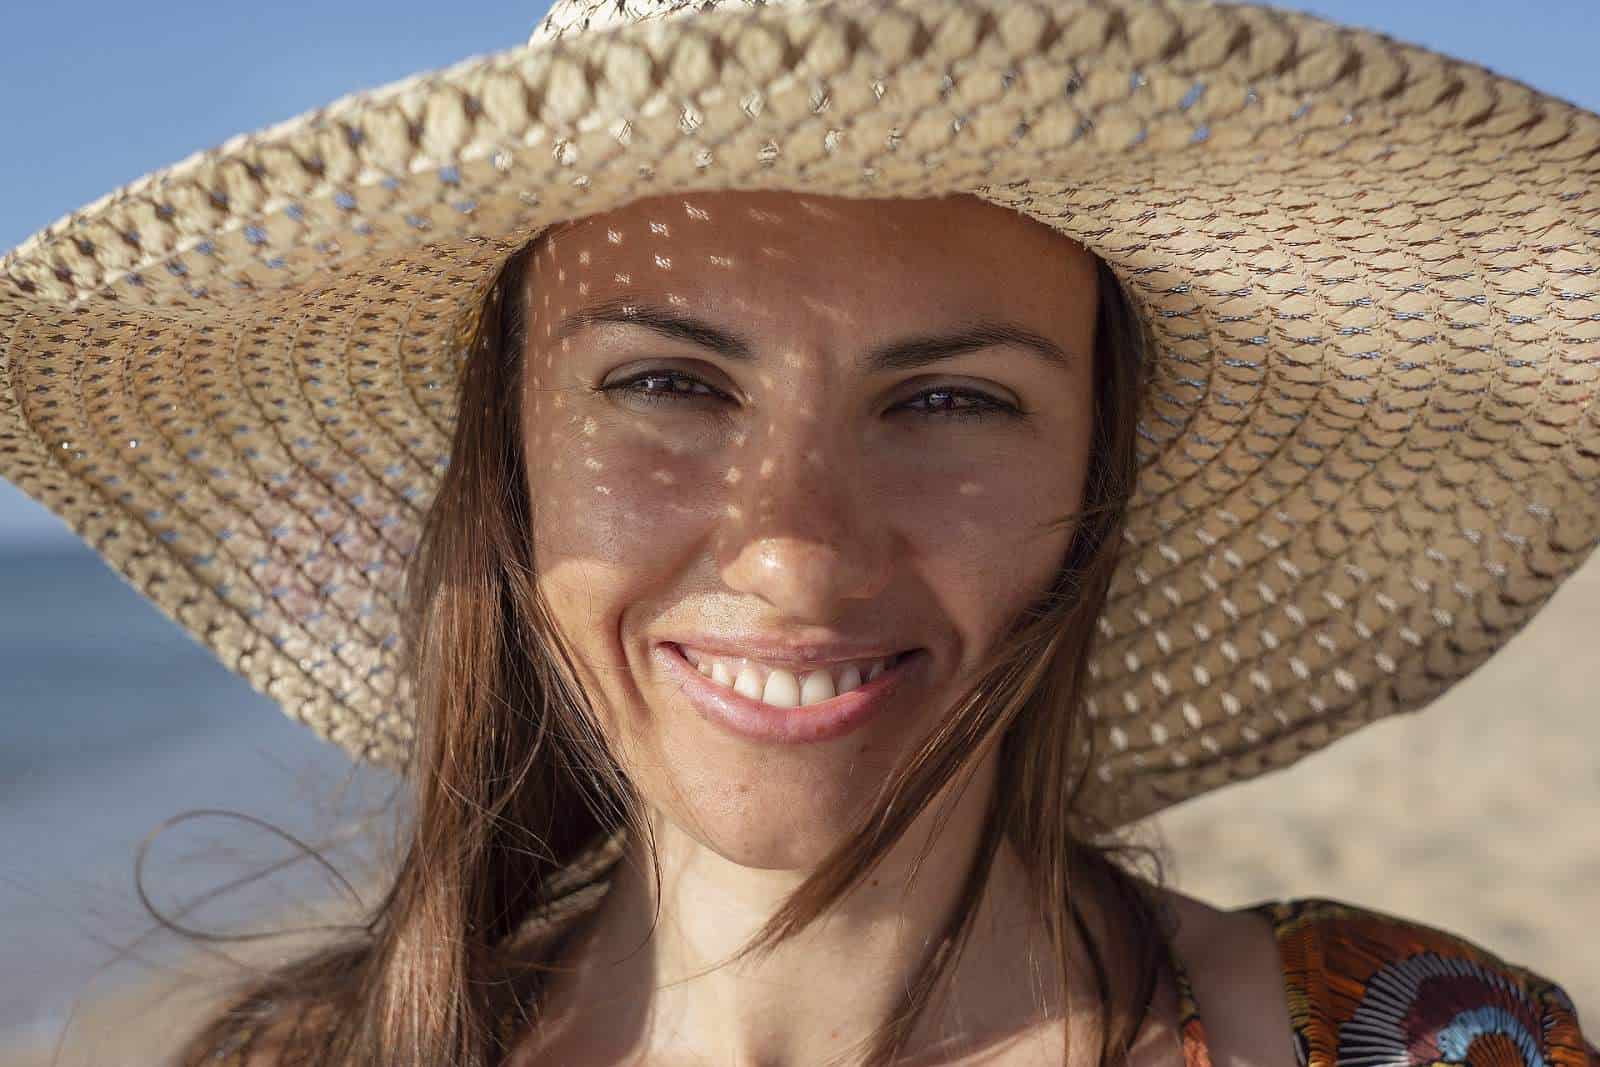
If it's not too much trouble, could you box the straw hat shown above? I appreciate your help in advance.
[2,0,1596,829]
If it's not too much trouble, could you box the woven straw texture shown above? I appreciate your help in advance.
[2,0,1597,827]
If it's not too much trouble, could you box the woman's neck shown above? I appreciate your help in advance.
[516,780,1142,1066]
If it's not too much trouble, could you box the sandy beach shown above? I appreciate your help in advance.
[10,553,1598,1064]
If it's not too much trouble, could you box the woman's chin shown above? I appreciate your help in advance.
[694,826,863,873]
[653,785,888,873]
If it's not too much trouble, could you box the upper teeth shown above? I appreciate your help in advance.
[680,646,897,708]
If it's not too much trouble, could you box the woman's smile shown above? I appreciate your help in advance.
[654,640,930,744]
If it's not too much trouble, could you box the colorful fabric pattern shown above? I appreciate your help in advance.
[207,895,1597,1063]
[1169,897,1599,1066]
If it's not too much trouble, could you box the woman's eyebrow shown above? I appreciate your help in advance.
[555,297,1076,372]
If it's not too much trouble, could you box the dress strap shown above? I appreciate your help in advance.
[1164,933,1215,1067]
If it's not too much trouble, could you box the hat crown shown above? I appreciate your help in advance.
[529,0,809,46]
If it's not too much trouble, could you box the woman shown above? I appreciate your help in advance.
[2,0,1595,1064]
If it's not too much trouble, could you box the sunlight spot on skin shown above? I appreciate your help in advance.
[799,293,856,327]
[781,350,806,368]
[746,207,784,225]
[760,245,793,260]
[709,254,734,268]
[959,481,985,496]
[759,373,774,389]
[545,322,552,336]
[650,221,670,236]
[607,229,623,244]
[615,273,632,285]
[667,293,688,307]
[652,469,676,485]
[797,199,845,222]
[558,269,566,283]
[684,202,709,221]
[585,457,604,471]
[725,466,743,485]
[582,417,598,436]
[596,485,611,495]
[654,255,672,270]
[578,281,590,296]
[560,338,571,351]
[724,504,743,520]
[759,457,776,478]
[543,292,550,306]
[578,249,591,265]
[553,394,565,408]
[546,353,554,367]
[730,431,748,446]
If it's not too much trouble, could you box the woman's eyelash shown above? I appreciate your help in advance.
[599,370,1020,422]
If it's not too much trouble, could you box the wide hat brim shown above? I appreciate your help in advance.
[3,0,1597,828]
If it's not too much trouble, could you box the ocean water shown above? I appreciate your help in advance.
[0,542,398,1042]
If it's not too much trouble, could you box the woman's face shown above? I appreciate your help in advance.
[521,191,1099,869]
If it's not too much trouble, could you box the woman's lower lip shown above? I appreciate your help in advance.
[653,642,926,744]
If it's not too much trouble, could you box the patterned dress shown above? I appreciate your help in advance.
[1169,898,1600,1066]
[205,894,1597,1064]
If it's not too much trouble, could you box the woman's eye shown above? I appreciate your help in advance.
[601,369,724,406]
[600,369,1020,423]
[896,387,1020,422]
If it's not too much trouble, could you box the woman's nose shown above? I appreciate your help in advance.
[716,436,895,622]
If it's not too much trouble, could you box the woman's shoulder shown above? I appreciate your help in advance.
[1242,895,1599,1066]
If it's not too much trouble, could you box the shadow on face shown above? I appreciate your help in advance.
[520,190,1100,870]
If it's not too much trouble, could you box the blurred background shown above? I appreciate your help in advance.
[2,1,1596,1063]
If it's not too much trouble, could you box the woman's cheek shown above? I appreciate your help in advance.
[889,462,1080,638]
[531,439,714,568]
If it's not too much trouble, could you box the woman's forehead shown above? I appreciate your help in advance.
[526,190,1098,338]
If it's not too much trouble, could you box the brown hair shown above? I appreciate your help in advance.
[175,216,1164,1067]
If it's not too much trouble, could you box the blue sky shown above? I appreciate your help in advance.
[2,1,1596,547]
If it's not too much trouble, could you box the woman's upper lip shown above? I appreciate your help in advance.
[660,636,921,669]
